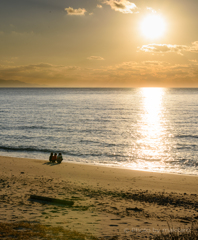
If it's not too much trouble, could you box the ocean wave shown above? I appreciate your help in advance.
[0,145,125,159]
[176,134,198,139]
[176,144,197,150]
[16,126,49,130]
[0,145,102,158]
[0,145,77,156]
[0,146,53,153]
[0,126,49,131]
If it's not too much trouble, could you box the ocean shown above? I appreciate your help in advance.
[0,88,198,175]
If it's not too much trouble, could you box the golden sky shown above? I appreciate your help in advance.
[1,0,198,87]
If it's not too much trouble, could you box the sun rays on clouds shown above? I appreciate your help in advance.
[1,0,198,87]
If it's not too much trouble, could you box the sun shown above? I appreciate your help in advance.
[140,15,166,39]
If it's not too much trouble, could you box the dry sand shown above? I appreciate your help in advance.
[0,156,198,239]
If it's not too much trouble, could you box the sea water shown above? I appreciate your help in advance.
[0,88,198,175]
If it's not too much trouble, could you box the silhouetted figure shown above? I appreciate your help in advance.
[57,153,63,164]
[51,153,57,163]
[49,152,53,162]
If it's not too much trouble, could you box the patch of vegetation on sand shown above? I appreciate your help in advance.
[153,222,198,240]
[0,221,197,240]
[0,221,98,240]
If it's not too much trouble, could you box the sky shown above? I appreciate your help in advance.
[0,0,198,87]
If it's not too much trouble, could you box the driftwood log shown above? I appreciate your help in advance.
[30,195,74,206]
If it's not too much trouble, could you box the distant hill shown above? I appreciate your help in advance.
[0,79,38,87]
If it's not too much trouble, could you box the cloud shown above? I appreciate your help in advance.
[1,61,198,87]
[103,0,138,14]
[190,41,198,53]
[138,44,187,55]
[97,61,198,87]
[97,4,103,8]
[146,7,157,13]
[0,63,86,87]
[87,56,104,60]
[138,41,198,55]
[65,7,87,16]
[189,59,198,63]
[0,57,18,64]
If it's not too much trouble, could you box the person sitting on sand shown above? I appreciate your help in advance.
[49,152,53,162]
[56,153,63,164]
[51,153,57,163]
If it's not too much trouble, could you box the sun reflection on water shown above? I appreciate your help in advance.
[135,88,167,171]
[141,87,164,138]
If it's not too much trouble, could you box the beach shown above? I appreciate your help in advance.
[0,156,198,239]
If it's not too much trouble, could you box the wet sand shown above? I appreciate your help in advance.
[0,156,198,239]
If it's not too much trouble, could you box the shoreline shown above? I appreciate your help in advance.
[1,153,198,177]
[1,155,198,193]
[1,155,198,239]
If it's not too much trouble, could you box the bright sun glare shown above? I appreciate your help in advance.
[140,15,166,39]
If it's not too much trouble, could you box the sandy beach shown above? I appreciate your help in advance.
[0,156,198,239]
